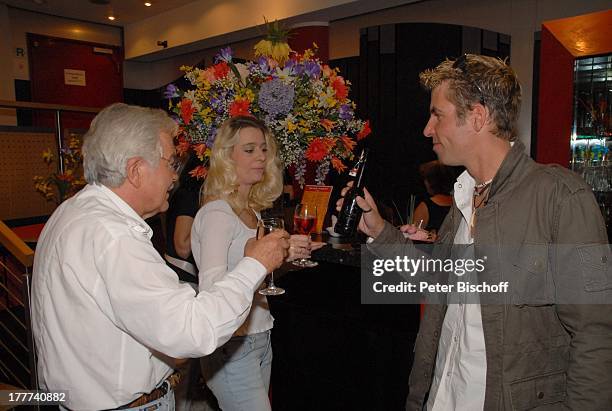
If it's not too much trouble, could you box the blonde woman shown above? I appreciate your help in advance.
[191,115,322,410]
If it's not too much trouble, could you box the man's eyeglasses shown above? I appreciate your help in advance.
[160,155,182,173]
[452,54,486,106]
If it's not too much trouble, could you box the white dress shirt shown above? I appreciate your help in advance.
[31,184,266,410]
[426,170,487,411]
[191,199,274,337]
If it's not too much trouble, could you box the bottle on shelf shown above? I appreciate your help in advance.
[335,148,369,237]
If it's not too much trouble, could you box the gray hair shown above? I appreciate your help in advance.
[82,103,178,187]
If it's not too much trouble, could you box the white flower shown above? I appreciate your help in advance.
[234,63,250,84]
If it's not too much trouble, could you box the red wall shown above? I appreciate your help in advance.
[535,26,574,166]
[536,10,612,166]
[289,25,329,63]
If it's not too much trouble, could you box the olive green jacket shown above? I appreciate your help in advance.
[369,141,612,410]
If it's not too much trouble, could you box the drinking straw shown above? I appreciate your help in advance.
[408,195,416,225]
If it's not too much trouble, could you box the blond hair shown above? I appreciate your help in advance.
[202,116,283,213]
[419,54,522,141]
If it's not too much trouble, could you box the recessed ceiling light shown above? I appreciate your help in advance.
[108,16,115,21]
[144,2,152,6]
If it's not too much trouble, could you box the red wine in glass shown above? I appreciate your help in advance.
[292,204,318,268]
[293,216,317,235]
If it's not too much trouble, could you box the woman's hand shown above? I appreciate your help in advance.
[400,224,437,242]
[286,234,325,262]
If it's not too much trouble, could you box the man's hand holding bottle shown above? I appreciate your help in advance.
[336,181,436,243]
[335,181,385,238]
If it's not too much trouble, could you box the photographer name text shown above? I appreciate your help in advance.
[373,281,509,294]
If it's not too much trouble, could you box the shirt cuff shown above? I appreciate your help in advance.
[231,257,267,289]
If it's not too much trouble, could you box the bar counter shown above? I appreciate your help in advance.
[268,236,420,410]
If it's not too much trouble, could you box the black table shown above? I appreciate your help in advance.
[268,239,420,411]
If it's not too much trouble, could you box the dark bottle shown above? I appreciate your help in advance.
[335,148,369,237]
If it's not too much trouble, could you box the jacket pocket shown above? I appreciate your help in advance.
[509,371,566,410]
[511,244,553,305]
[577,244,612,292]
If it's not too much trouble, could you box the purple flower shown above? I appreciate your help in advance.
[258,79,294,118]
[283,59,297,75]
[294,63,305,76]
[339,104,353,120]
[215,47,233,63]
[209,126,218,145]
[210,96,225,114]
[256,57,274,76]
[303,61,321,78]
[164,84,179,99]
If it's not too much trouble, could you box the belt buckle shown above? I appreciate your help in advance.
[118,372,179,409]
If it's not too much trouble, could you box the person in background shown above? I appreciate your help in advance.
[338,54,612,410]
[165,152,203,284]
[412,160,454,233]
[31,103,289,410]
[164,153,216,411]
[192,115,323,411]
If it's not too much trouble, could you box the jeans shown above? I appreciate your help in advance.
[200,330,272,411]
[119,386,175,411]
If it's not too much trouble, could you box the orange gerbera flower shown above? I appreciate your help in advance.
[188,165,208,180]
[320,119,334,132]
[357,120,371,140]
[331,76,348,101]
[213,61,230,79]
[339,135,356,152]
[193,143,208,160]
[331,156,347,173]
[175,136,191,157]
[180,99,196,125]
[229,98,251,117]
[305,138,330,162]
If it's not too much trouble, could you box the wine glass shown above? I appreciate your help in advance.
[258,217,286,296]
[292,203,318,268]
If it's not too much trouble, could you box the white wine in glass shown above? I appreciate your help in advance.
[258,217,286,296]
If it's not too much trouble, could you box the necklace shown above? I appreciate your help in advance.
[474,178,493,190]
[470,182,492,237]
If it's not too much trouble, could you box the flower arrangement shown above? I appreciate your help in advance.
[33,135,86,204]
[167,20,371,186]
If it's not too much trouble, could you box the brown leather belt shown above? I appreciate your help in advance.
[117,372,181,409]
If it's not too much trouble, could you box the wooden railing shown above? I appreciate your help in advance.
[0,220,36,389]
[0,221,34,268]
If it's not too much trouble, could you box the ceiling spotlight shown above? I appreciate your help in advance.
[144,2,152,6]
[108,15,116,21]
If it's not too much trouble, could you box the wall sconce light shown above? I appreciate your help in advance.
[157,40,168,48]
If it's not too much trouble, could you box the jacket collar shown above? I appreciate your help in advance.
[488,140,530,200]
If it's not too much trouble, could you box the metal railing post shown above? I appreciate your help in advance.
[55,109,65,174]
